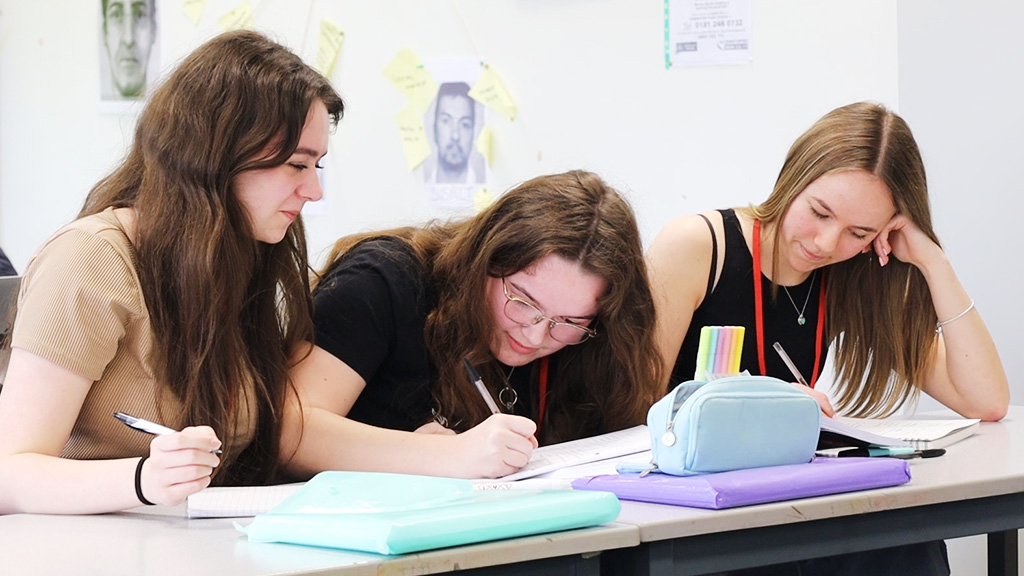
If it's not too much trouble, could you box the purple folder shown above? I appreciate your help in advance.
[571,457,910,510]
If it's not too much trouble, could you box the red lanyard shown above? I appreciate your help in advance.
[752,220,826,387]
[537,356,549,432]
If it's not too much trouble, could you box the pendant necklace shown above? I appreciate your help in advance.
[752,219,827,386]
[782,270,816,326]
[499,366,518,412]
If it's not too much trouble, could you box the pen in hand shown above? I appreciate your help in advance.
[462,358,502,414]
[772,341,809,387]
[114,412,223,455]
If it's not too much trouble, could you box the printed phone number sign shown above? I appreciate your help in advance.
[665,0,752,68]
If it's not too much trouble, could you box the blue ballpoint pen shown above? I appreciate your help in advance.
[114,412,223,454]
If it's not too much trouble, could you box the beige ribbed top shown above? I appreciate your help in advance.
[11,208,256,461]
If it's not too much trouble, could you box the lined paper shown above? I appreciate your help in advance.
[496,425,650,482]
[186,483,303,519]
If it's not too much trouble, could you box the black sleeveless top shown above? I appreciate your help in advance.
[670,209,828,388]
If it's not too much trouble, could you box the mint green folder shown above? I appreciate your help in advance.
[237,471,621,555]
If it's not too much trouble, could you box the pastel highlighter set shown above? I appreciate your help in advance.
[694,326,745,380]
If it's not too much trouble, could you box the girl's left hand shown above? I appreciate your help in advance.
[873,214,941,269]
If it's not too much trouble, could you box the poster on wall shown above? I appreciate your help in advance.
[420,59,490,212]
[665,0,752,68]
[97,0,160,113]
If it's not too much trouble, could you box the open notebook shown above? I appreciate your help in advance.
[490,424,649,482]
[819,416,980,450]
[186,483,304,518]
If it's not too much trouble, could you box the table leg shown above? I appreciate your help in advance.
[987,529,1018,576]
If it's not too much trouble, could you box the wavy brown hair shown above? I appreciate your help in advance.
[80,30,344,484]
[319,171,663,444]
[745,102,936,417]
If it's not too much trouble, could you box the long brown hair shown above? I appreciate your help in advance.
[320,171,663,444]
[80,30,344,484]
[746,102,936,417]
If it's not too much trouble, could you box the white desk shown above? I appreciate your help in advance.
[0,506,639,576]
[606,408,1024,575]
[2,409,1023,575]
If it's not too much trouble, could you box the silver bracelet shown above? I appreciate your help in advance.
[935,299,975,335]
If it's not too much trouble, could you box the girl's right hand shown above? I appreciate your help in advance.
[789,382,836,418]
[140,426,222,506]
[453,414,538,479]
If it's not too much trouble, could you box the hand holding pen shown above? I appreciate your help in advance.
[114,412,222,454]
[454,359,539,478]
[114,412,222,506]
[772,342,836,417]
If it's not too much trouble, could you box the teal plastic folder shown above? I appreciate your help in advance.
[238,471,621,555]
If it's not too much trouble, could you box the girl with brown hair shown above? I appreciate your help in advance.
[280,170,663,479]
[648,101,1007,575]
[0,30,344,514]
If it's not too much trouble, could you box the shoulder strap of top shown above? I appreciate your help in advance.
[696,213,717,301]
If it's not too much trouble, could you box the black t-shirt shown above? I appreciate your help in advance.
[672,209,827,388]
[313,237,545,433]
[313,238,436,431]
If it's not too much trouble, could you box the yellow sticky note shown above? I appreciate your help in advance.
[218,1,253,31]
[314,19,345,78]
[475,125,494,167]
[394,103,431,171]
[182,0,205,25]
[383,48,438,114]
[468,64,517,122]
[473,188,495,214]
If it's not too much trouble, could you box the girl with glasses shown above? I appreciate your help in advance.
[280,170,662,479]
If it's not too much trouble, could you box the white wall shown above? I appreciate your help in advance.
[0,0,898,270]
[897,2,1024,573]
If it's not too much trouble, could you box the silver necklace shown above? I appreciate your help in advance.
[499,366,517,411]
[782,270,816,326]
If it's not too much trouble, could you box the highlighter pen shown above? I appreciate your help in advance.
[113,412,223,454]
[772,341,809,387]
[837,447,946,459]
[462,358,501,414]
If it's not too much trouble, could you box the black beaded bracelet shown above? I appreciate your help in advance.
[135,455,155,506]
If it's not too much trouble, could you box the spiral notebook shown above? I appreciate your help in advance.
[819,416,980,450]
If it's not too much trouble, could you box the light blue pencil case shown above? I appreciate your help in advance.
[238,471,621,555]
[636,375,820,476]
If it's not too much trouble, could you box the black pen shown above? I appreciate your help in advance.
[837,447,945,459]
[462,358,501,414]
[114,412,223,454]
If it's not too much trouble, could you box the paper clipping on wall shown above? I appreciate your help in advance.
[665,0,752,68]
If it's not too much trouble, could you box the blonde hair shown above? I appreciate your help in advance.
[745,102,937,417]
